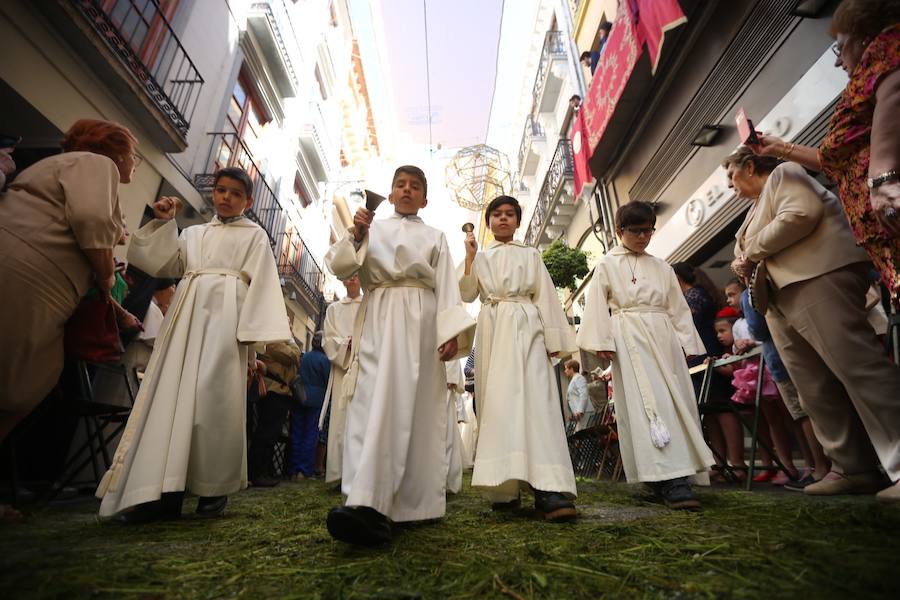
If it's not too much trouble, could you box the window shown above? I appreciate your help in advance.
[315,65,328,100]
[102,0,179,67]
[214,68,273,177]
[294,171,311,208]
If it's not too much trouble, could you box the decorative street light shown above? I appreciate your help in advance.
[445,144,512,211]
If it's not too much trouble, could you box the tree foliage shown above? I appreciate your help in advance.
[541,239,589,291]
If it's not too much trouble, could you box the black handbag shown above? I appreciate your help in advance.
[269,372,306,405]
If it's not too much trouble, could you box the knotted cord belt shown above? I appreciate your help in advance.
[611,305,674,449]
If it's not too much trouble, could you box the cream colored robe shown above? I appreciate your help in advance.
[325,213,475,522]
[97,216,291,517]
[445,362,465,494]
[577,246,713,484]
[320,294,362,484]
[458,392,478,468]
[460,240,578,502]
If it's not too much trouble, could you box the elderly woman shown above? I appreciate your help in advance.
[752,0,900,301]
[0,119,131,444]
[726,147,900,503]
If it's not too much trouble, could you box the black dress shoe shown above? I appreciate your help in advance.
[251,475,281,488]
[533,490,577,522]
[196,496,228,518]
[326,506,392,546]
[490,496,521,511]
[113,492,184,524]
[648,477,701,510]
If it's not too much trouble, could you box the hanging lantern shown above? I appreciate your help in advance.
[444,144,512,211]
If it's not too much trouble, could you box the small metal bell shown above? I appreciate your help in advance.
[461,222,475,233]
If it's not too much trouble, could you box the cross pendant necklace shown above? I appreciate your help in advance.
[626,255,639,284]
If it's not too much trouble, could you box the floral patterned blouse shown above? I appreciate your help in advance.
[819,24,900,297]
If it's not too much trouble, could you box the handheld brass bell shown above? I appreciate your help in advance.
[362,189,386,212]
[461,222,475,233]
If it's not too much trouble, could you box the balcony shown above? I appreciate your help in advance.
[38,0,204,151]
[531,31,568,114]
[278,231,326,321]
[193,132,286,249]
[247,0,300,98]
[517,114,547,178]
[524,139,575,248]
[299,102,335,182]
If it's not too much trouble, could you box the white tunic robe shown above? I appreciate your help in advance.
[325,213,475,522]
[460,240,578,502]
[445,362,465,494]
[97,217,291,517]
[320,294,362,484]
[576,246,713,484]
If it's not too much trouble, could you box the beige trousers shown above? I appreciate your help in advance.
[765,263,900,481]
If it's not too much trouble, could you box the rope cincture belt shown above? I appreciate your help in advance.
[484,295,531,305]
[611,304,673,449]
[342,278,433,402]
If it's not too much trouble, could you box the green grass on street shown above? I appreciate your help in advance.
[1,476,898,599]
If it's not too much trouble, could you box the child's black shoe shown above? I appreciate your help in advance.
[196,495,228,517]
[533,490,577,522]
[648,477,701,510]
[327,506,392,546]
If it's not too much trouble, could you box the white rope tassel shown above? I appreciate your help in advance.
[649,415,671,449]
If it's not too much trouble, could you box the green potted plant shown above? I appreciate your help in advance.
[541,239,589,291]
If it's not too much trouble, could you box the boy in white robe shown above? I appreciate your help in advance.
[445,362,465,494]
[460,195,578,521]
[96,167,291,521]
[319,275,363,486]
[324,165,475,546]
[577,201,714,509]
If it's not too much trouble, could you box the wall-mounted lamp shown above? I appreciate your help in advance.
[690,124,724,147]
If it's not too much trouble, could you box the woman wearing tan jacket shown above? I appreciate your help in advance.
[726,147,900,503]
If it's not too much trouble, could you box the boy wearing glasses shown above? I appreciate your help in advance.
[577,201,713,509]
[97,167,291,522]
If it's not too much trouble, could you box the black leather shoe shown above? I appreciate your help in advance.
[113,492,183,524]
[251,476,281,488]
[196,496,228,518]
[533,490,577,522]
[326,506,392,546]
[649,478,701,510]
[490,496,521,511]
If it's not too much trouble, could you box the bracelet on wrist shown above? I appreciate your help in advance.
[867,170,899,189]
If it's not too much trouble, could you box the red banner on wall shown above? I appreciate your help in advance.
[580,0,687,156]
[581,0,642,154]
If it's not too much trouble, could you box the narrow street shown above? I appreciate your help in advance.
[2,477,896,598]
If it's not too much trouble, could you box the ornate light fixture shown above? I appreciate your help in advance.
[445,144,512,211]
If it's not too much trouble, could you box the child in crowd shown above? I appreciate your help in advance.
[324,165,475,545]
[97,167,292,521]
[724,280,801,484]
[577,201,713,509]
[714,307,800,484]
[461,195,578,521]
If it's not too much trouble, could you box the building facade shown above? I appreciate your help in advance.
[0,0,366,348]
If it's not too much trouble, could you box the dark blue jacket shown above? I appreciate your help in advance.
[299,348,331,408]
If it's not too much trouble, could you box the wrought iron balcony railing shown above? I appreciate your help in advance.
[193,132,286,249]
[278,231,326,312]
[531,31,567,113]
[517,114,547,176]
[74,0,203,136]
[524,139,574,247]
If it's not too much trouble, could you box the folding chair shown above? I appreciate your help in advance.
[42,360,135,501]
[695,346,793,491]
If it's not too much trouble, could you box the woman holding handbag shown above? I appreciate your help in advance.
[0,119,131,448]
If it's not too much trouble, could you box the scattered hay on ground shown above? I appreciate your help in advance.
[1,477,898,599]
